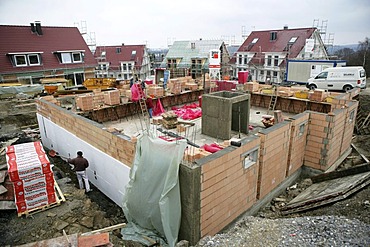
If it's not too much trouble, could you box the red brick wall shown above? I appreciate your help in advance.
[200,136,260,237]
[36,98,136,167]
[257,121,291,199]
[286,113,309,176]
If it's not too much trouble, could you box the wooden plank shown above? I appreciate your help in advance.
[311,163,370,183]
[282,178,370,215]
[81,223,126,236]
[351,143,370,163]
[78,232,110,247]
[282,172,370,211]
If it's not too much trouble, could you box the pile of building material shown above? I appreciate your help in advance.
[161,111,178,129]
[5,141,63,216]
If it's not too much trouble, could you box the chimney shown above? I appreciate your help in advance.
[122,43,125,46]
[283,25,288,30]
[30,23,36,33]
[35,21,43,35]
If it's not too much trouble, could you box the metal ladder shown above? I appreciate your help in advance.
[267,86,278,115]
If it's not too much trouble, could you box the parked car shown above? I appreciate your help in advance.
[306,66,366,92]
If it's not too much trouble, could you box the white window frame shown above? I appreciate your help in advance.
[60,52,84,64]
[241,147,259,169]
[14,54,41,67]
[298,121,307,137]
[349,110,355,123]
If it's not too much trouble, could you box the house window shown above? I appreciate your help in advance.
[28,54,40,65]
[116,48,121,54]
[270,32,277,41]
[252,38,259,44]
[122,64,127,71]
[128,63,132,71]
[14,55,27,66]
[242,148,259,169]
[244,56,248,64]
[14,54,41,67]
[72,52,82,62]
[273,71,278,77]
[60,52,83,64]
[298,122,306,136]
[349,110,355,123]
[260,70,264,75]
[289,37,298,44]
[267,55,272,66]
[274,56,279,66]
[238,54,242,64]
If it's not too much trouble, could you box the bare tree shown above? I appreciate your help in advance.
[358,37,369,67]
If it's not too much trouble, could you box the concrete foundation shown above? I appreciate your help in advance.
[201,91,250,139]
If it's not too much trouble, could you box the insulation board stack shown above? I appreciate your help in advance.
[6,141,56,214]
[161,111,178,129]
[104,90,120,105]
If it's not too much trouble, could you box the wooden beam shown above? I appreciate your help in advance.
[351,143,370,163]
[311,163,370,183]
[81,223,127,236]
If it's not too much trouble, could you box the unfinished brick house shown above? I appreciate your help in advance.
[0,22,96,85]
[35,84,359,244]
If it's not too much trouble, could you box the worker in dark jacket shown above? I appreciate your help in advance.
[146,96,154,118]
[68,151,91,193]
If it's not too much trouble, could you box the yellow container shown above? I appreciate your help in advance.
[294,91,309,99]
[325,96,334,103]
[261,89,273,95]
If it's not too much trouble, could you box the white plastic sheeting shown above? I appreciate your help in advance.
[122,133,187,247]
[37,113,131,207]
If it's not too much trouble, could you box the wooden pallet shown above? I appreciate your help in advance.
[18,181,66,217]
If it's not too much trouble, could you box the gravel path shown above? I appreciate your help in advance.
[196,215,370,247]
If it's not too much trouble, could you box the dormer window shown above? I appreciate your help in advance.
[54,50,84,64]
[8,52,42,67]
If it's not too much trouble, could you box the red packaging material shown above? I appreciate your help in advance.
[14,185,55,203]
[6,141,45,154]
[203,144,222,153]
[15,192,57,213]
[12,173,55,194]
[6,153,51,182]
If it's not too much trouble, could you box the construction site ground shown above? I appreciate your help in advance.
[0,84,369,246]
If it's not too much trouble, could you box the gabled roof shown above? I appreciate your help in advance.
[237,27,317,65]
[94,45,146,69]
[0,24,97,74]
[162,40,224,68]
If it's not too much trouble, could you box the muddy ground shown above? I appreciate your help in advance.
[0,88,369,246]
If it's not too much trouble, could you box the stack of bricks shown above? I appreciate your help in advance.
[184,83,198,91]
[147,86,164,97]
[93,92,105,108]
[76,94,94,111]
[104,90,120,106]
[168,79,182,94]
[309,89,327,102]
[244,82,259,92]
[161,111,178,129]
[6,141,56,215]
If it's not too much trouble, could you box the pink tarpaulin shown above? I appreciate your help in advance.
[171,103,202,120]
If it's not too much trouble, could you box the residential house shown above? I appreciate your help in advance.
[234,27,328,83]
[147,48,168,74]
[160,40,230,79]
[94,44,151,81]
[0,22,97,86]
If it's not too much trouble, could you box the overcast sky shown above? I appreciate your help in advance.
[1,0,369,48]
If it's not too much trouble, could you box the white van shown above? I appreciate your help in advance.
[306,66,366,92]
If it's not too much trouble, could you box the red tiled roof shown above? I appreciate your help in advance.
[94,45,146,70]
[0,24,97,74]
[238,27,316,65]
